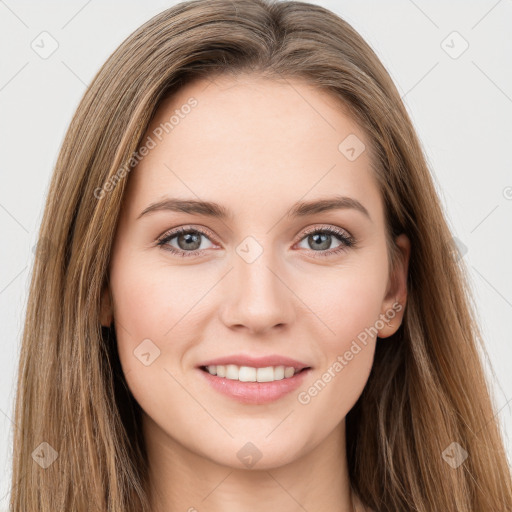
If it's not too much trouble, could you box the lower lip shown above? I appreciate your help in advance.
[197,368,312,405]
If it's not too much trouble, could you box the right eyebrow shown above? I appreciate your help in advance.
[137,198,232,221]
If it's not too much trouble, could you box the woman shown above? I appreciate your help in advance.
[10,0,512,510]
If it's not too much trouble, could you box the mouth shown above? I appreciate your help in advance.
[197,364,313,405]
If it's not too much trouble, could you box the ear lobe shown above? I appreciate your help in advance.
[100,282,113,328]
[378,233,410,338]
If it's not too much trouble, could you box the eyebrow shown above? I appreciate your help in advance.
[137,194,371,221]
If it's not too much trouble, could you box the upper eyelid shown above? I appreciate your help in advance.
[300,224,352,238]
[158,224,216,241]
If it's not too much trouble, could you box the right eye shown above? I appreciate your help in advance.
[156,226,217,257]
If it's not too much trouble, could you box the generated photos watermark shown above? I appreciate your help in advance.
[94,96,198,200]
[297,301,403,405]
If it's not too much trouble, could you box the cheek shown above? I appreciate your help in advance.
[302,253,388,352]
[295,284,380,434]
[109,248,203,341]
[108,251,193,384]
[108,253,201,423]
[294,253,388,415]
[328,273,385,347]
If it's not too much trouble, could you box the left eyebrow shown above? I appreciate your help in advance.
[137,194,371,222]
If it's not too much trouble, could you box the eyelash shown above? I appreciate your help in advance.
[156,224,356,259]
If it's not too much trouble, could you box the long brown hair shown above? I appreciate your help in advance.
[10,0,512,510]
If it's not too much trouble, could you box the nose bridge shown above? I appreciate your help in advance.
[219,234,295,333]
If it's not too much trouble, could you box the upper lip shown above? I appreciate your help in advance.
[198,354,311,371]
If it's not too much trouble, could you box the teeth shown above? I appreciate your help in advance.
[204,364,300,382]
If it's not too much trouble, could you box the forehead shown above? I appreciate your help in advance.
[122,74,383,226]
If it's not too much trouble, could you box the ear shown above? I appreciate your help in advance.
[377,233,410,338]
[100,281,114,328]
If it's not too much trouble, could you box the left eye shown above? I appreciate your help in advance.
[296,228,350,252]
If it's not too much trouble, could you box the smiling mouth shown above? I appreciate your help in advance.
[197,364,313,404]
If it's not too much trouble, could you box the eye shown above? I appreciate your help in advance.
[295,225,355,258]
[156,226,216,257]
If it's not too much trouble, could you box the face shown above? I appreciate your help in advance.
[101,74,409,470]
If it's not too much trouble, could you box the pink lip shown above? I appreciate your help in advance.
[197,353,311,371]
[198,367,312,405]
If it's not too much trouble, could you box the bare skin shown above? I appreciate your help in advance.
[101,73,410,512]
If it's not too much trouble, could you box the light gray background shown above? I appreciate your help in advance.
[1,0,511,507]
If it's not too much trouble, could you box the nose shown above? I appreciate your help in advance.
[218,248,296,335]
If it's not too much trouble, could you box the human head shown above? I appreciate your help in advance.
[12,1,512,511]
